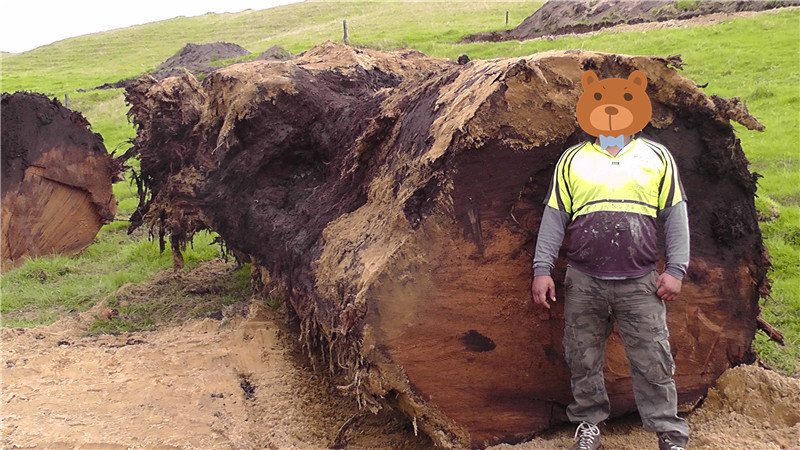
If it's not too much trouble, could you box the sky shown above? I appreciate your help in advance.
[1,0,302,54]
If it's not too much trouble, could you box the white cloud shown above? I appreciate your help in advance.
[1,0,301,53]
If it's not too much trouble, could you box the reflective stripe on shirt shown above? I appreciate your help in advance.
[544,138,686,218]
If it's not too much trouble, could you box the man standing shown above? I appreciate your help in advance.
[531,70,690,450]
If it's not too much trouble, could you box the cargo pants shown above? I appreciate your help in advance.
[563,267,689,446]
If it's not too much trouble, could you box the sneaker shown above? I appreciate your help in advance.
[657,433,685,450]
[571,421,601,450]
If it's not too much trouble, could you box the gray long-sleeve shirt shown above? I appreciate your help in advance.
[532,138,690,280]
[532,202,690,280]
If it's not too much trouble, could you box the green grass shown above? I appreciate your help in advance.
[87,263,252,335]
[0,229,221,327]
[1,2,798,372]
[1,1,539,153]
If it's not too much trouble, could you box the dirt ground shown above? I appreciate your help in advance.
[2,261,799,449]
[462,1,799,43]
[531,6,800,41]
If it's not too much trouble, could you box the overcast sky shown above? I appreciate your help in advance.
[1,0,302,54]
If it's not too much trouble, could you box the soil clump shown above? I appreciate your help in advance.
[254,44,295,61]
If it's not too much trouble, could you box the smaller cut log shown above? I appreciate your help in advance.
[1,92,121,271]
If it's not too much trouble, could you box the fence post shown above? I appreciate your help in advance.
[506,11,509,25]
[64,93,70,108]
[343,20,350,45]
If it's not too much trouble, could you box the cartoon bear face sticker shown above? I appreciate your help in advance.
[576,70,652,138]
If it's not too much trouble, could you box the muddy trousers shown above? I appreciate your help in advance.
[563,267,689,447]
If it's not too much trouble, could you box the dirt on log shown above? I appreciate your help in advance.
[1,92,121,271]
[123,42,770,448]
[462,0,800,43]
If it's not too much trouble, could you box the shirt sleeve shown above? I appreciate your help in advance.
[657,146,688,210]
[532,206,571,276]
[544,143,583,214]
[658,201,690,280]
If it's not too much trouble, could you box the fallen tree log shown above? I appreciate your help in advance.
[1,92,121,271]
[124,42,770,447]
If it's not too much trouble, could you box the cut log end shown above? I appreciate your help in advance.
[1,92,120,271]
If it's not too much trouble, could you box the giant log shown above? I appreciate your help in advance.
[1,92,120,271]
[123,42,770,447]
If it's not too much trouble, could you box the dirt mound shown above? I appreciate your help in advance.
[463,0,800,43]
[155,42,251,76]
[687,364,800,449]
[254,44,294,61]
[94,42,252,90]
[702,364,800,426]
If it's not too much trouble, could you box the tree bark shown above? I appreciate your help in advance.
[1,92,120,271]
[123,42,770,447]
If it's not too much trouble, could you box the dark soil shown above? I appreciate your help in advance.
[254,44,294,61]
[154,42,250,76]
[463,0,800,43]
[94,42,291,90]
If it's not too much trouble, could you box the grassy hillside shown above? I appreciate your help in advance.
[1,2,798,373]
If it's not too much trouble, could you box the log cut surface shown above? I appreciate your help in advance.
[124,42,769,447]
[1,92,120,271]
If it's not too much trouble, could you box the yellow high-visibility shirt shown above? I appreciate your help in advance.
[542,137,687,278]
[546,138,685,217]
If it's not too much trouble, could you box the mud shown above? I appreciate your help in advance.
[463,0,800,43]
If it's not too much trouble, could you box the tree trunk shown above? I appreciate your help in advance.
[1,92,120,271]
[123,42,770,448]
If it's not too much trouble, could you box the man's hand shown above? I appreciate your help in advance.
[656,272,682,301]
[531,275,556,309]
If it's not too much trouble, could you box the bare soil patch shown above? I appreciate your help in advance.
[1,260,432,449]
[463,0,800,43]
[3,260,799,449]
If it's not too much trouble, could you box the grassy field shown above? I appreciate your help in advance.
[1,2,798,373]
